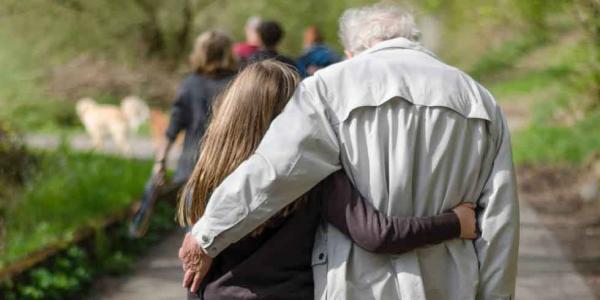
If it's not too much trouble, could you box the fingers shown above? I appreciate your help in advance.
[183,269,195,288]
[467,216,478,240]
[190,271,204,293]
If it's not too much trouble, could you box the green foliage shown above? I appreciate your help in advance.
[508,66,599,166]
[512,0,559,32]
[490,66,571,99]
[0,122,38,255]
[1,202,177,300]
[486,34,600,165]
[0,123,37,186]
[512,110,600,164]
[1,149,151,267]
[2,246,93,300]
[0,27,79,133]
[469,35,549,80]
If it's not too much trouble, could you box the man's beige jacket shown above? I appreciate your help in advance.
[192,37,520,300]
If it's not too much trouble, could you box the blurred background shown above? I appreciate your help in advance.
[0,0,599,299]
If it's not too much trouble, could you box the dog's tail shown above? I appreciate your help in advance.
[121,95,150,131]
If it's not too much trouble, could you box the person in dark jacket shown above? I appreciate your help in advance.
[153,30,237,188]
[246,20,296,70]
[296,26,341,77]
[177,61,478,300]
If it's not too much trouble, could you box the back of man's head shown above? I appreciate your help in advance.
[339,3,420,55]
[258,21,284,49]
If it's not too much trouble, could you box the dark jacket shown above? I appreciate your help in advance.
[166,71,235,184]
[247,49,297,71]
[296,44,340,77]
[189,171,460,300]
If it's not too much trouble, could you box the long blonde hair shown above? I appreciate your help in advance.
[177,61,301,228]
[189,30,237,76]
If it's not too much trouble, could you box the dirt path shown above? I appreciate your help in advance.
[90,230,187,300]
[517,202,595,299]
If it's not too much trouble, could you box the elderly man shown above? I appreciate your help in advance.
[180,3,519,300]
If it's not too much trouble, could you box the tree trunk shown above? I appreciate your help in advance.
[134,0,168,59]
[175,0,193,59]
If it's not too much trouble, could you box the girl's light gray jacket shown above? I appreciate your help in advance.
[191,37,520,300]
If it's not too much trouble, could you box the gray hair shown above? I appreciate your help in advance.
[246,16,262,30]
[339,3,420,54]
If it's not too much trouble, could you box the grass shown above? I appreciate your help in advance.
[512,110,600,164]
[1,148,152,267]
[505,60,600,165]
[489,66,572,100]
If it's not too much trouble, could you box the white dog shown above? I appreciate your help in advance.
[121,95,150,131]
[76,96,150,154]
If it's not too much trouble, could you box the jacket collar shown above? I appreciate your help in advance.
[360,37,438,59]
[334,37,493,122]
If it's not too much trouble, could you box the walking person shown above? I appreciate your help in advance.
[131,30,237,236]
[180,4,520,300]
[296,26,340,77]
[233,16,261,64]
[247,21,296,70]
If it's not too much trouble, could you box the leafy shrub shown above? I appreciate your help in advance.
[1,202,177,300]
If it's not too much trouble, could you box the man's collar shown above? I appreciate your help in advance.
[359,37,438,59]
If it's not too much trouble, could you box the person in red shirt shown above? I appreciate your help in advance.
[233,16,261,63]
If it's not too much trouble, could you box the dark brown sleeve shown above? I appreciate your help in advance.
[320,170,461,254]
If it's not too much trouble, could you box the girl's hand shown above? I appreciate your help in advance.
[452,203,478,240]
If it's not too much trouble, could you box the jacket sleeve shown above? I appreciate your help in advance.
[321,171,461,254]
[165,81,190,141]
[191,77,341,256]
[475,110,520,300]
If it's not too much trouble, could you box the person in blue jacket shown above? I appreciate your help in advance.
[296,26,340,77]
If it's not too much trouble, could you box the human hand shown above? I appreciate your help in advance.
[452,203,478,240]
[179,233,213,293]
